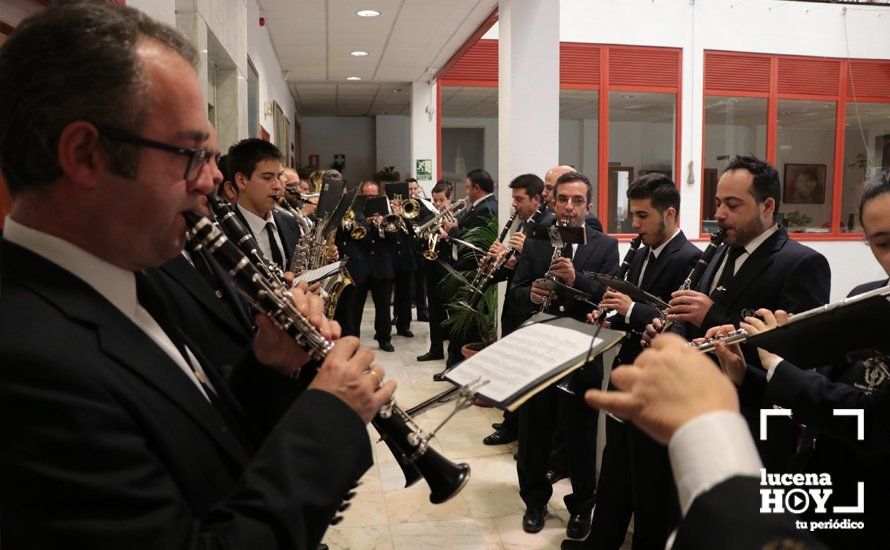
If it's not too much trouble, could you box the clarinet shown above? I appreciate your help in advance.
[592,234,643,325]
[658,228,726,334]
[207,195,289,287]
[466,210,540,310]
[183,212,470,505]
[469,209,519,291]
[539,216,572,313]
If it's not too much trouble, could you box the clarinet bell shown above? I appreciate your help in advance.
[415,448,471,504]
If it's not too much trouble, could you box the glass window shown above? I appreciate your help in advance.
[608,91,676,233]
[776,100,836,233]
[559,90,599,211]
[702,97,768,233]
[441,85,498,198]
[842,102,890,233]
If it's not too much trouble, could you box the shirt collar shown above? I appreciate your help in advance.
[4,216,138,318]
[742,223,779,255]
[472,193,493,208]
[650,228,681,259]
[237,203,275,236]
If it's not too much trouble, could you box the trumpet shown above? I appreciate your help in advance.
[401,197,421,219]
[184,212,471,504]
[341,209,367,240]
[415,197,470,260]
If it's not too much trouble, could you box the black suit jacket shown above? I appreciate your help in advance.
[610,231,701,365]
[339,215,395,285]
[673,227,831,352]
[234,206,302,268]
[509,225,620,327]
[673,476,826,550]
[0,241,371,549]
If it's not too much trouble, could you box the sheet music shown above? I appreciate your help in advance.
[294,261,344,285]
[447,323,600,404]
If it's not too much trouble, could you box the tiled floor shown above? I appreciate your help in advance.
[322,304,632,550]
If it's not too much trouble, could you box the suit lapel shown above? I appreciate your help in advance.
[272,210,299,267]
[718,229,786,307]
[627,246,648,286]
[696,244,727,293]
[642,231,688,289]
[160,255,246,336]
[3,244,250,467]
[572,227,601,272]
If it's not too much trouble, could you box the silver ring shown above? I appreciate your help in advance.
[366,367,383,387]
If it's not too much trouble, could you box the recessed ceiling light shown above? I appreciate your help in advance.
[346,76,362,81]
[351,50,369,57]
[392,88,403,94]
[356,9,380,17]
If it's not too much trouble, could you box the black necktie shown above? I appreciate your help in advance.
[135,273,256,453]
[264,222,284,267]
[641,251,659,286]
[712,246,745,296]
[561,243,574,261]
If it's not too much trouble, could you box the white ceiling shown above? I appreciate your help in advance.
[259,0,498,116]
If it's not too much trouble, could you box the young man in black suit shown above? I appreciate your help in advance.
[229,138,302,269]
[587,335,827,550]
[387,186,418,338]
[407,177,430,321]
[417,180,455,362]
[0,4,395,548]
[481,173,544,447]
[509,171,619,539]
[439,168,498,368]
[645,155,831,470]
[706,170,890,548]
[566,173,701,550]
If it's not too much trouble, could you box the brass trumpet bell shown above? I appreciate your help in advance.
[351,226,367,240]
[402,198,421,219]
[423,249,439,261]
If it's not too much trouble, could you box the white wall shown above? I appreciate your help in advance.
[130,0,297,152]
[376,116,411,177]
[300,117,376,184]
[442,116,500,182]
[244,0,296,151]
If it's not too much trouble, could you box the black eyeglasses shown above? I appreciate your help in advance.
[97,125,214,182]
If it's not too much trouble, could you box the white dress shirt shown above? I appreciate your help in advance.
[624,228,680,323]
[4,216,214,400]
[238,203,286,266]
[709,224,779,295]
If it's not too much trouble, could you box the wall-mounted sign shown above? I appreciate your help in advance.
[416,159,432,181]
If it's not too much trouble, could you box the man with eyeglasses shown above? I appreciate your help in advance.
[0,3,394,549]
[508,171,619,539]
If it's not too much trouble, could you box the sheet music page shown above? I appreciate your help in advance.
[447,323,599,404]
[294,261,344,284]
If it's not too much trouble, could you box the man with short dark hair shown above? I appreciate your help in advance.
[417,180,454,362]
[509,171,619,539]
[645,154,831,470]
[566,173,701,550]
[439,168,498,369]
[228,138,302,270]
[0,4,394,548]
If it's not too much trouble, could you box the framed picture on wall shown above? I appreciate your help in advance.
[783,164,826,204]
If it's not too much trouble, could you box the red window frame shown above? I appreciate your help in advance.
[702,51,890,241]
[438,39,682,241]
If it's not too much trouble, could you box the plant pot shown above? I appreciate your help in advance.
[461,341,486,359]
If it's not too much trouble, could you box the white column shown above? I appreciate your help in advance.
[410,80,438,196]
[497,0,560,335]
[498,0,560,217]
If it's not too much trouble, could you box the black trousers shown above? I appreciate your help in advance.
[626,423,679,550]
[392,268,414,333]
[334,284,357,337]
[424,261,448,354]
[352,277,394,343]
[587,415,632,550]
[517,384,599,515]
[414,257,429,317]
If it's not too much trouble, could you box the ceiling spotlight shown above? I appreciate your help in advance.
[392,88,403,94]
[346,76,362,81]
[351,50,369,57]
[356,9,380,17]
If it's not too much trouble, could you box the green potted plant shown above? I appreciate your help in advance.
[374,165,401,182]
[440,216,499,358]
